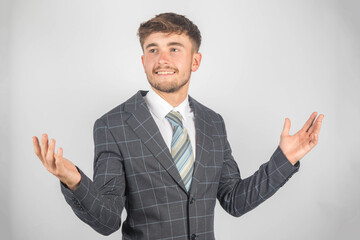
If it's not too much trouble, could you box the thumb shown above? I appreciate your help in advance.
[281,118,291,136]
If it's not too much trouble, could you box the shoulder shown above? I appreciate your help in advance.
[189,96,223,121]
[189,96,226,132]
[95,91,147,127]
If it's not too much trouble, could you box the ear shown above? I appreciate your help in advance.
[191,52,202,72]
[141,55,145,68]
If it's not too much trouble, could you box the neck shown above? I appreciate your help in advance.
[151,84,189,107]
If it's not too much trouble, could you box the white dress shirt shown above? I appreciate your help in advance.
[143,88,196,157]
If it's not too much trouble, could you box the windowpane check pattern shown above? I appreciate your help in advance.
[60,91,300,239]
[166,111,194,191]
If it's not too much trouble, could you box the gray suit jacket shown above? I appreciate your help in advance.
[61,90,299,239]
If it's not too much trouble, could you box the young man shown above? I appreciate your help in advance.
[33,13,323,239]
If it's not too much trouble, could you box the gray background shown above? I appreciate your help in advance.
[1,0,359,239]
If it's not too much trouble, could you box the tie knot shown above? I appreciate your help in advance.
[166,111,183,128]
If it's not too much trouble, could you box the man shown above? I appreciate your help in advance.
[33,13,324,239]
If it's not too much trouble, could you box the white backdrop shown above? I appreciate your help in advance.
[1,0,360,239]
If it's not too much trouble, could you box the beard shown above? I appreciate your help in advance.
[148,77,190,93]
[146,67,192,93]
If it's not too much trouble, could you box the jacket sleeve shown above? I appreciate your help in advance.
[60,118,126,235]
[216,114,299,217]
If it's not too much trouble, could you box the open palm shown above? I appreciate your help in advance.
[33,134,81,190]
[279,112,324,165]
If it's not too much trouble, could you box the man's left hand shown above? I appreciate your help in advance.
[279,112,324,165]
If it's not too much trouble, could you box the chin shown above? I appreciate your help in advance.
[153,84,180,93]
[147,75,190,94]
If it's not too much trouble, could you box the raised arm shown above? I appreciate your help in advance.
[217,112,324,217]
[32,118,126,235]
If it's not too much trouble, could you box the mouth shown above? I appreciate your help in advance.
[154,68,177,75]
[155,71,175,75]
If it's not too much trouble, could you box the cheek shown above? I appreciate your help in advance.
[143,58,155,72]
[175,55,192,69]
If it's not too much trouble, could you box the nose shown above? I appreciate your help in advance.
[158,51,170,64]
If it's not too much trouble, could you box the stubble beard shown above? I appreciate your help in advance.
[148,77,189,93]
[147,68,192,93]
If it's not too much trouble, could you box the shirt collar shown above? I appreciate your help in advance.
[145,88,191,121]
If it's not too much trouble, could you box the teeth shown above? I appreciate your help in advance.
[156,71,174,75]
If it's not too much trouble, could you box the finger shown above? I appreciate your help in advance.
[313,114,324,136]
[33,136,44,163]
[310,114,324,135]
[309,132,318,148]
[281,118,291,136]
[54,147,63,168]
[40,133,49,160]
[301,112,317,133]
[46,138,56,159]
[45,138,56,169]
[55,147,63,161]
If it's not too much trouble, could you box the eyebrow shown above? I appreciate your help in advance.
[145,42,185,49]
[168,42,185,48]
[145,43,158,49]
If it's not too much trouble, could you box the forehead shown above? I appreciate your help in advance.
[143,32,193,48]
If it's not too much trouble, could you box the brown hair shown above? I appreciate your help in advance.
[137,12,202,52]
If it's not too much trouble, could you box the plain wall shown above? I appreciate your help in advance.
[1,0,360,239]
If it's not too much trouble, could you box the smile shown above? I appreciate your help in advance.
[156,71,175,75]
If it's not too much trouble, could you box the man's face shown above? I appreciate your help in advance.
[141,32,201,94]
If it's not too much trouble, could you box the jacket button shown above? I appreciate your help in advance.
[190,197,195,204]
[191,234,198,240]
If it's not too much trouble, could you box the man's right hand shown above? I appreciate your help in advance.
[33,134,81,191]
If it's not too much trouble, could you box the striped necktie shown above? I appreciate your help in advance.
[166,111,194,191]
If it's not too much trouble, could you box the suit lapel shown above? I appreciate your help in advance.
[125,91,187,193]
[188,96,214,197]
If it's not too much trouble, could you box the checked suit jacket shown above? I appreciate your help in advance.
[61,90,299,239]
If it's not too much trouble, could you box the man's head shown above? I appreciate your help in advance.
[138,13,202,97]
[138,12,201,53]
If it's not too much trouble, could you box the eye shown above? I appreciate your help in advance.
[149,49,157,53]
[171,48,179,52]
